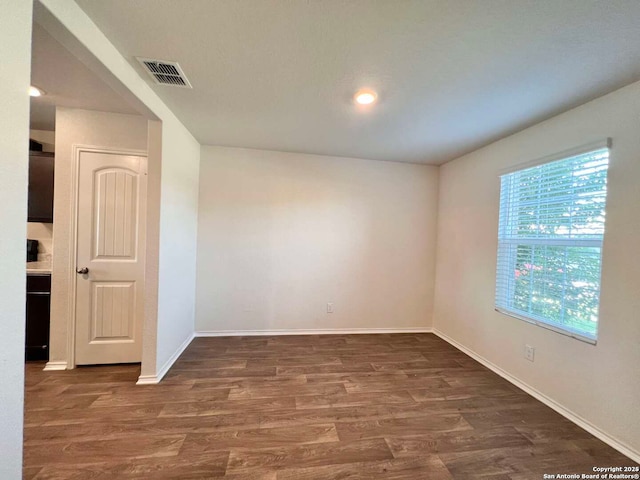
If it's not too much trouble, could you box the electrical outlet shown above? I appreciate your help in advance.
[327,303,334,313]
[525,345,535,362]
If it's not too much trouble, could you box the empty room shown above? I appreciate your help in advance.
[2,0,640,478]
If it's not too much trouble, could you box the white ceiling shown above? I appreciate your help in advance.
[76,0,640,165]
[30,23,139,131]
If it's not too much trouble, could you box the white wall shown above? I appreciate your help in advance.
[141,121,161,376]
[0,0,32,477]
[196,146,438,333]
[433,81,640,458]
[50,108,147,366]
[154,117,200,372]
[38,1,201,380]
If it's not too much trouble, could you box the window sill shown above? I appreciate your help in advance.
[494,307,597,345]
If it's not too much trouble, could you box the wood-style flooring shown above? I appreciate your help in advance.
[23,334,637,479]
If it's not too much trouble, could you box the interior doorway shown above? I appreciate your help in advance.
[73,148,148,365]
[27,16,160,373]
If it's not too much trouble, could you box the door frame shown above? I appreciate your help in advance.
[66,144,148,368]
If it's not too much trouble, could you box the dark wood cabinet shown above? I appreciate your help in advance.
[26,274,51,361]
[28,151,55,223]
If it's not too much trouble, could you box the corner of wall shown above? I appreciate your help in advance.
[0,1,33,477]
[430,161,445,332]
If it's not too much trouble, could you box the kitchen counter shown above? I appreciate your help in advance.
[27,261,52,275]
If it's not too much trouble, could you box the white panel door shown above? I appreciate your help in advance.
[75,151,147,365]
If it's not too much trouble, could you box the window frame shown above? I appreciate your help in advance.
[494,139,611,345]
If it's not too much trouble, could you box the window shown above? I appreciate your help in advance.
[495,143,610,342]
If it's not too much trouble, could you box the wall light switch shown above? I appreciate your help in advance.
[327,303,334,313]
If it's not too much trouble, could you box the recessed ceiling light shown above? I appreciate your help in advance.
[29,86,45,97]
[354,89,377,105]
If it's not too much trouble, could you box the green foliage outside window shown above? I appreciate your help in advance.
[496,148,609,339]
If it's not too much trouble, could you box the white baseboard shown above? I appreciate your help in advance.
[432,328,640,464]
[136,375,162,385]
[43,361,68,371]
[136,333,195,385]
[195,327,433,337]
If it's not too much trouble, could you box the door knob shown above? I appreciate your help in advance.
[76,267,89,274]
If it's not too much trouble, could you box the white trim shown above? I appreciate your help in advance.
[498,138,611,176]
[136,333,194,385]
[498,237,602,248]
[495,307,597,345]
[136,375,162,385]
[195,327,434,337]
[432,328,640,464]
[66,145,148,369]
[43,361,68,371]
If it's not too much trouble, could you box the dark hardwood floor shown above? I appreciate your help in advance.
[23,334,637,479]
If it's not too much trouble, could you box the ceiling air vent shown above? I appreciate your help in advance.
[136,57,192,88]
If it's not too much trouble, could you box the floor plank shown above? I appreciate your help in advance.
[295,390,417,409]
[24,434,185,466]
[385,426,532,456]
[32,452,230,480]
[179,424,339,452]
[226,438,394,473]
[159,396,296,418]
[276,456,453,480]
[335,415,473,441]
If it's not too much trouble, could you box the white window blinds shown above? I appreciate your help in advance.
[495,146,610,342]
